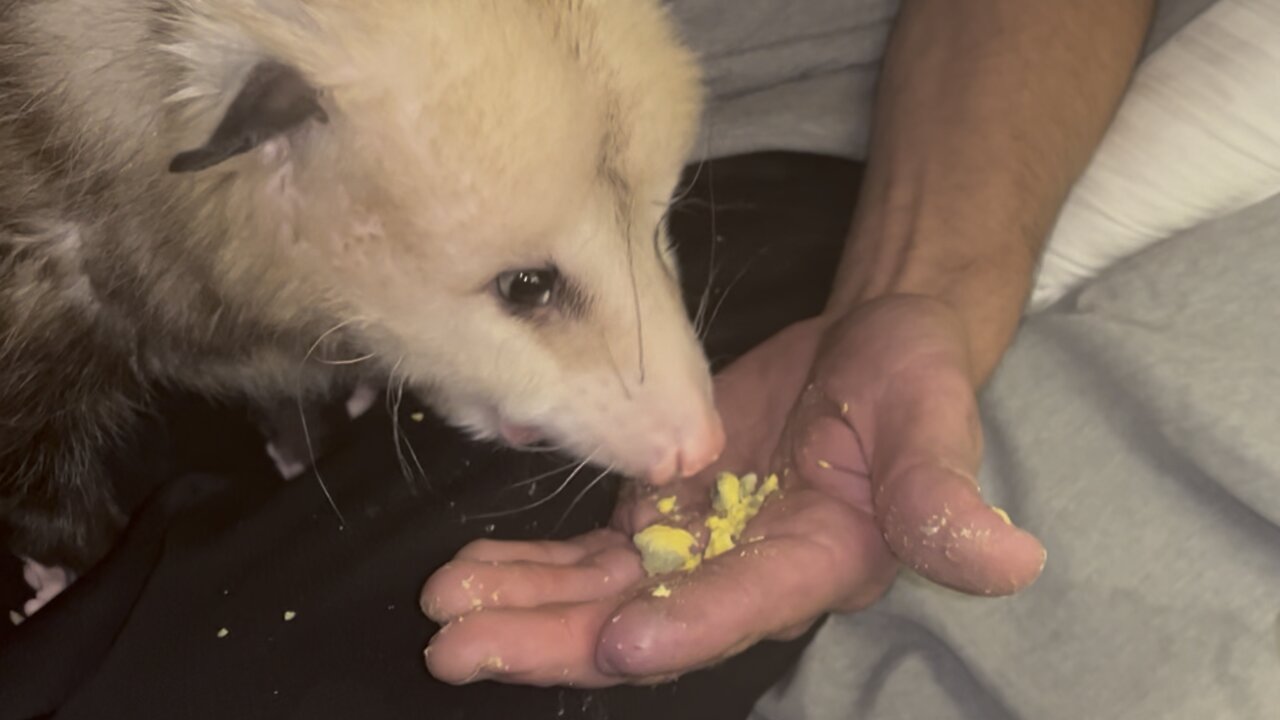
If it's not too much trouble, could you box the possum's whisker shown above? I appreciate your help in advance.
[471,450,599,520]
[661,121,711,210]
[303,317,364,365]
[293,319,362,530]
[384,357,404,417]
[551,464,616,534]
[386,357,416,487]
[297,397,348,531]
[701,249,763,343]
[690,159,720,338]
[692,258,723,338]
[396,371,430,488]
[317,352,377,366]
[626,227,647,385]
[507,458,584,489]
[515,443,574,454]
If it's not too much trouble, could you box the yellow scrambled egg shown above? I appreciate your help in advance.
[632,525,701,575]
[632,472,779,580]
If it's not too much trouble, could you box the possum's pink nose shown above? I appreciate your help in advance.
[646,408,725,485]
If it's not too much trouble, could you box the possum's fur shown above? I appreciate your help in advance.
[0,0,721,570]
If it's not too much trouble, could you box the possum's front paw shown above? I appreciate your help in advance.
[258,382,381,479]
[20,558,75,618]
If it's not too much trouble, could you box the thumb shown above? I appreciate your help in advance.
[871,367,1046,596]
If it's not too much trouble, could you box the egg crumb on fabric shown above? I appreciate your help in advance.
[284,611,297,621]
[217,628,230,638]
[633,472,780,582]
[651,584,672,598]
[656,496,678,515]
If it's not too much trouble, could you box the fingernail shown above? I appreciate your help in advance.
[461,656,508,685]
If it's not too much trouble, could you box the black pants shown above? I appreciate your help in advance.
[0,152,863,720]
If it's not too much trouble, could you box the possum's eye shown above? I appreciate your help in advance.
[495,268,559,310]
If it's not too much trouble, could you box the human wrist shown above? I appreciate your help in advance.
[824,203,1037,386]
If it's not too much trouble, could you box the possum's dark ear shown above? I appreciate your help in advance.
[168,60,328,174]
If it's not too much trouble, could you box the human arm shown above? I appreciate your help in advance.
[831,0,1155,383]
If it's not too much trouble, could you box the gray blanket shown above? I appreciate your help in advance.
[751,188,1280,719]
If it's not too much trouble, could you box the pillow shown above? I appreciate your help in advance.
[1029,0,1280,312]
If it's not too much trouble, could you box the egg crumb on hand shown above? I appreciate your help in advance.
[704,472,777,561]
[991,506,1013,525]
[656,496,678,515]
[632,525,701,575]
[632,471,780,583]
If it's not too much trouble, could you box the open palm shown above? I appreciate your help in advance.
[420,296,1046,687]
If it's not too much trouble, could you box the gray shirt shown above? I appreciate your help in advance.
[666,0,1220,162]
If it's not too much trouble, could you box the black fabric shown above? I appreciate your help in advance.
[0,152,862,720]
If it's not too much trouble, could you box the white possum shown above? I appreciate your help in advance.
[0,0,724,571]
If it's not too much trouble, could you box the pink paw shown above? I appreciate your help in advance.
[345,381,379,419]
[20,558,75,618]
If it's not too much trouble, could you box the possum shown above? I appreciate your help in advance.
[0,0,726,572]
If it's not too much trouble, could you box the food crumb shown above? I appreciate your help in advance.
[9,610,24,626]
[283,610,297,622]
[633,471,780,576]
[651,584,672,598]
[816,460,832,470]
[991,507,1013,526]
[410,412,425,422]
[704,472,779,561]
[656,496,678,516]
[633,525,700,575]
[217,628,230,639]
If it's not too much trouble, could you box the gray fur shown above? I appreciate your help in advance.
[0,0,360,569]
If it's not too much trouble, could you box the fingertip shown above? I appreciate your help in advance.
[595,607,657,677]
[423,624,469,685]
[878,467,1047,596]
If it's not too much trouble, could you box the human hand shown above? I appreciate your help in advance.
[419,296,1046,687]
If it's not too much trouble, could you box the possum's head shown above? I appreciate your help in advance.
[165,0,722,482]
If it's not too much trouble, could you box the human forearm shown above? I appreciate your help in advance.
[827,0,1154,384]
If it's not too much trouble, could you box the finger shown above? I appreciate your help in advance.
[596,492,896,679]
[421,547,645,623]
[872,369,1046,595]
[425,599,641,688]
[452,529,625,565]
[878,462,1045,596]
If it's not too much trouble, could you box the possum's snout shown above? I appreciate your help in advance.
[496,378,723,483]
[635,395,725,484]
